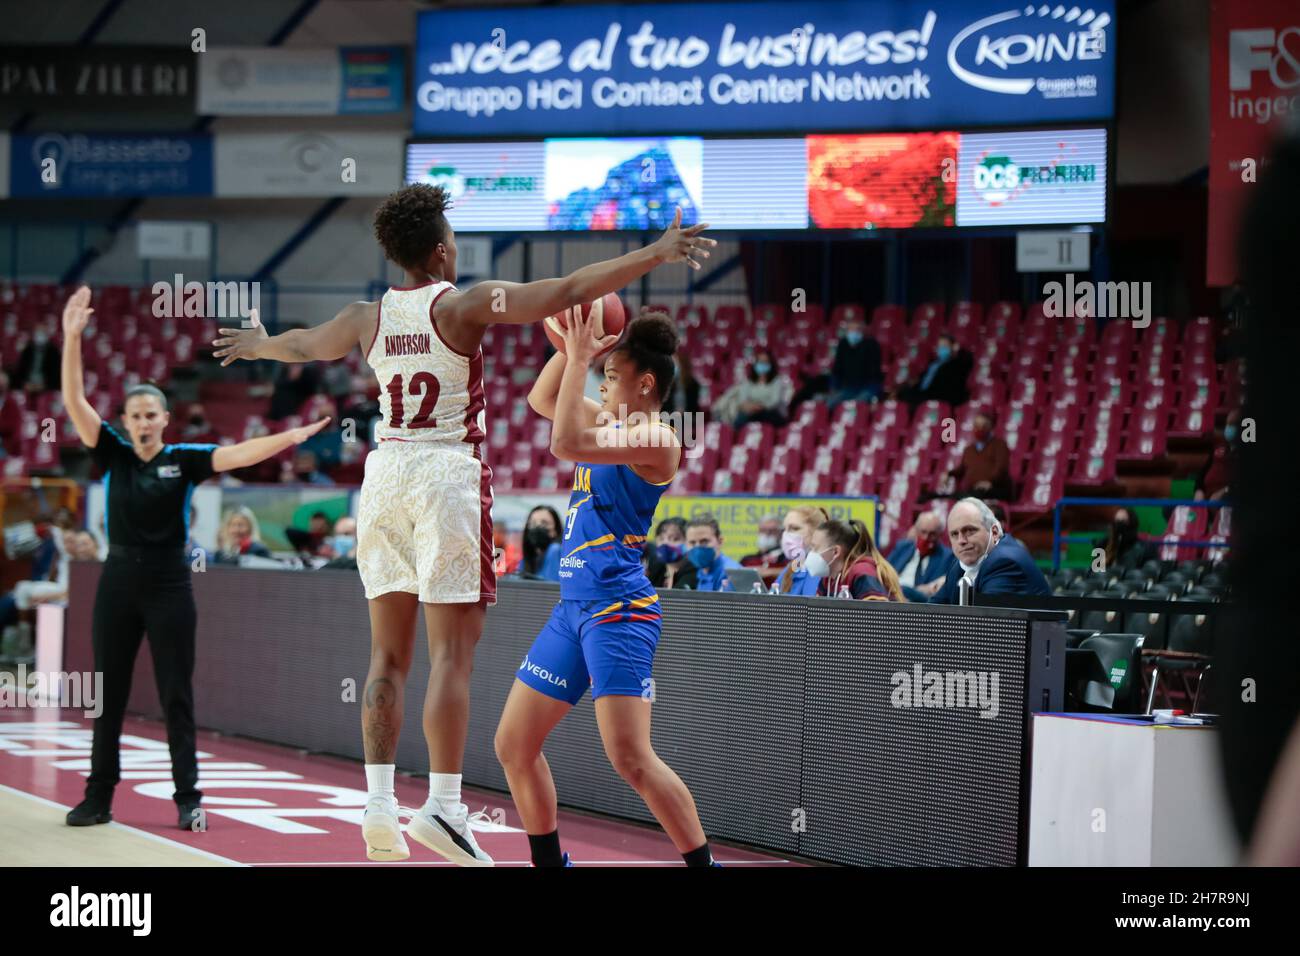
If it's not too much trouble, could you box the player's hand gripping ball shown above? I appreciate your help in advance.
[545,293,626,356]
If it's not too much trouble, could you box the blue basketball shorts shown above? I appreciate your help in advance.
[516,591,662,705]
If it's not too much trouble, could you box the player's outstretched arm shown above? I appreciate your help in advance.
[60,286,103,447]
[548,304,677,475]
[213,302,372,366]
[211,417,331,473]
[438,207,715,329]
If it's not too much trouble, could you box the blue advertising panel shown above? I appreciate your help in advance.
[414,0,1116,135]
[340,46,406,113]
[10,133,213,197]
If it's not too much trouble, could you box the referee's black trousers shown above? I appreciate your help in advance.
[86,550,201,805]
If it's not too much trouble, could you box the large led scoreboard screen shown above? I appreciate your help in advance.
[404,128,1108,232]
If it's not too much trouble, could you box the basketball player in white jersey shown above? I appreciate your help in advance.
[213,184,714,865]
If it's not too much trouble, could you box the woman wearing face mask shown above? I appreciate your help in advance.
[1103,506,1155,572]
[807,519,904,601]
[644,516,690,588]
[773,505,830,596]
[711,350,793,430]
[519,506,563,582]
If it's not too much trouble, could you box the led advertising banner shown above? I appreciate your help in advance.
[413,0,1116,136]
[955,127,1107,225]
[406,128,1106,231]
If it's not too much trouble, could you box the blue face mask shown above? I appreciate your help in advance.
[845,331,864,346]
[936,345,952,361]
[1224,425,1238,442]
[754,361,772,376]
[686,546,716,570]
[656,542,684,564]
[332,535,356,557]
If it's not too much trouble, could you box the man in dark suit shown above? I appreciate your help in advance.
[931,497,1050,604]
[894,333,972,409]
[886,512,956,601]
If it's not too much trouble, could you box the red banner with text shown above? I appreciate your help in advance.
[1208,0,1300,286]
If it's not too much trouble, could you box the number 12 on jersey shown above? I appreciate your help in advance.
[386,372,440,428]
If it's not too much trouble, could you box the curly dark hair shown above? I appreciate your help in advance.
[373,184,453,272]
[612,307,679,403]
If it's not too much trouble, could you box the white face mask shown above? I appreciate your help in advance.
[804,546,835,579]
[958,523,1001,573]
[757,532,780,552]
[780,530,806,561]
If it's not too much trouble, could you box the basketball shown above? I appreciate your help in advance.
[544,293,626,355]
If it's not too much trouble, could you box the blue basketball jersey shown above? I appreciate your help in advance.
[558,451,675,600]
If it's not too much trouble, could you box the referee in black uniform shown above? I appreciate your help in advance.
[58,286,328,829]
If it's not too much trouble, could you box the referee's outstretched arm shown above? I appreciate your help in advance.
[62,285,331,468]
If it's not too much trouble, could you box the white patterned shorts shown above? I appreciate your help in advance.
[357,441,496,605]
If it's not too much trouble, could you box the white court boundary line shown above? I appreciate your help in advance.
[0,782,247,867]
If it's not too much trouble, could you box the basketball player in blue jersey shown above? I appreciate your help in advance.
[494,306,719,867]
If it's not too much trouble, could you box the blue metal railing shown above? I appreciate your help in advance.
[1052,496,1230,571]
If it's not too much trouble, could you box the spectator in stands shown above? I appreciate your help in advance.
[214,507,272,564]
[887,512,955,601]
[180,404,219,444]
[268,359,322,421]
[287,449,334,486]
[892,333,972,409]
[0,371,22,458]
[681,515,741,591]
[518,505,562,581]
[13,326,60,394]
[1197,407,1241,500]
[645,516,690,588]
[339,374,381,442]
[808,519,902,601]
[773,505,829,595]
[712,351,793,429]
[825,317,883,408]
[930,497,1050,603]
[0,529,99,629]
[740,513,788,582]
[662,352,701,420]
[320,516,358,570]
[1102,506,1155,572]
[948,409,1013,500]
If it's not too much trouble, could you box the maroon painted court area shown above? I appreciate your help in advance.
[0,709,798,867]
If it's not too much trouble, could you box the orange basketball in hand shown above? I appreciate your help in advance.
[545,293,626,355]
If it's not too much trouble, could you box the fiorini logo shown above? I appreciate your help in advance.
[948,5,1110,96]
[972,150,1098,206]
[424,165,538,200]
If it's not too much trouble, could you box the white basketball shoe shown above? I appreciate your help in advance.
[362,794,410,862]
[407,799,495,867]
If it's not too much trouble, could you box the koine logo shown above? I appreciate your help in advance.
[425,166,467,199]
[948,5,1111,95]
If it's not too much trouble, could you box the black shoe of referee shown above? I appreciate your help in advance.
[66,797,113,827]
[178,800,206,831]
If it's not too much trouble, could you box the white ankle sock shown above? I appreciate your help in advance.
[366,764,395,799]
[429,772,462,808]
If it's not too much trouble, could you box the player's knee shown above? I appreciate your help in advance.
[606,743,652,787]
[493,727,531,769]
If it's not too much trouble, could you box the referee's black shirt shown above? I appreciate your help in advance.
[92,422,217,548]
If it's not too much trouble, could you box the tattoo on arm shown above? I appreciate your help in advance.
[363,677,400,763]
